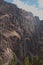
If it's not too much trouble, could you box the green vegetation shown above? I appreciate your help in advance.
[22,56,31,65]
[32,55,42,65]
[22,55,43,65]
[7,53,43,65]
[0,60,3,65]
[9,53,17,65]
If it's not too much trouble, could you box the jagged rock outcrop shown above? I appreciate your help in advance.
[0,0,43,64]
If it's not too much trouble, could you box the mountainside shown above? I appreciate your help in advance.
[0,0,43,65]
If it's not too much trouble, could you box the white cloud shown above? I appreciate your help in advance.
[38,0,43,8]
[12,0,43,20]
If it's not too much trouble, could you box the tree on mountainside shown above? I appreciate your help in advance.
[32,55,42,65]
[22,56,31,65]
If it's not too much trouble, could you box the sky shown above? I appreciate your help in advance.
[5,0,43,20]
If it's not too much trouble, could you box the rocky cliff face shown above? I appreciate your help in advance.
[39,20,43,56]
[0,0,43,64]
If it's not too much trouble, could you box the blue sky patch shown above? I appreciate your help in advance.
[5,0,12,3]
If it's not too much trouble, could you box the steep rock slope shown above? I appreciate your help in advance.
[39,20,43,56]
[0,0,43,64]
